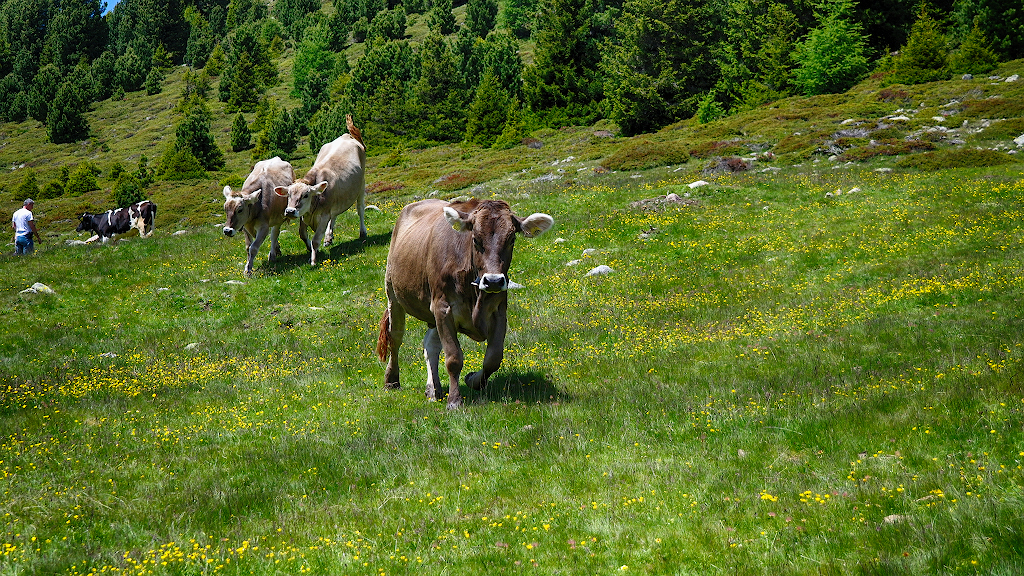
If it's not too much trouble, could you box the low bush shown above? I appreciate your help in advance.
[838,139,936,161]
[600,139,689,171]
[959,98,1024,120]
[65,163,100,197]
[112,173,146,208]
[432,170,486,191]
[895,148,1019,170]
[688,140,747,159]
[969,118,1024,141]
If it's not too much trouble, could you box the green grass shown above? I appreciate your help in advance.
[1,159,1023,574]
[2,43,1024,576]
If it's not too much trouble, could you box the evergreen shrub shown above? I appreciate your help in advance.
[895,148,1019,170]
[113,173,146,208]
[601,139,690,171]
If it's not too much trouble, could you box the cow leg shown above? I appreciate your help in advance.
[309,220,331,266]
[383,296,405,390]
[298,218,314,263]
[357,190,367,241]
[466,315,507,391]
[245,226,270,277]
[422,328,444,400]
[268,226,282,261]
[323,216,337,246]
[434,309,464,409]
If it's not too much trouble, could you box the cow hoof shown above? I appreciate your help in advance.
[465,371,487,391]
[384,381,401,390]
[446,398,463,410]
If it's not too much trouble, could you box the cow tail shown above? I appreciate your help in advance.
[376,309,391,362]
[346,114,363,146]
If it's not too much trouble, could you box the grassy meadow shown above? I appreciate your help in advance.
[2,40,1024,575]
[1,157,1023,574]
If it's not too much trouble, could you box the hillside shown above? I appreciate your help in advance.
[1,50,1023,574]
[2,52,1022,240]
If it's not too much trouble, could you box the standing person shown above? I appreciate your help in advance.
[12,198,40,255]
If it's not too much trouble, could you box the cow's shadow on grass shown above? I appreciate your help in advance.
[469,370,569,405]
[262,231,391,275]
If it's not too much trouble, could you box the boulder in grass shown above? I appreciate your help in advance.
[587,265,614,276]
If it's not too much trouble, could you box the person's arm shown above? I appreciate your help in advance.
[11,219,15,244]
[29,220,39,242]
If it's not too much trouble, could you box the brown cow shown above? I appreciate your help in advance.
[274,116,366,266]
[376,198,554,409]
[223,156,295,276]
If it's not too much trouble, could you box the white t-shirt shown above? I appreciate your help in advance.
[12,207,33,236]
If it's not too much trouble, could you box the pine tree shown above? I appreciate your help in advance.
[144,66,165,95]
[65,163,100,196]
[91,50,118,99]
[28,65,62,123]
[427,0,457,35]
[491,97,524,149]
[293,22,337,97]
[413,32,467,141]
[500,0,536,38]
[463,0,498,39]
[268,108,300,156]
[175,96,225,170]
[184,6,215,68]
[601,0,721,135]
[47,80,91,143]
[230,112,253,151]
[793,0,869,95]
[949,20,999,75]
[891,7,949,85]
[523,0,602,127]
[113,173,146,207]
[15,169,39,201]
[953,0,1023,59]
[465,70,509,147]
[114,47,147,92]
[228,50,260,111]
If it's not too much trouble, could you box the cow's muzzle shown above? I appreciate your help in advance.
[223,227,235,237]
[476,273,508,293]
[284,208,298,218]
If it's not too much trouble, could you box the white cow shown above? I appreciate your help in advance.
[274,116,366,266]
[223,157,295,276]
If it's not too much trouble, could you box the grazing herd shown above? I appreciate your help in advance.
[67,116,555,408]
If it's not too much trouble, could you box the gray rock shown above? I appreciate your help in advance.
[582,248,599,256]
[688,180,710,189]
[586,265,614,276]
[1007,75,1019,82]
[962,73,973,80]
[1015,134,1024,147]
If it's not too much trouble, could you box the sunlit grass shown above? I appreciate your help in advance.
[1,163,1023,575]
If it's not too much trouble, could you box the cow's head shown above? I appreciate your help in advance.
[274,180,329,219]
[76,213,95,233]
[443,200,554,293]
[222,185,261,237]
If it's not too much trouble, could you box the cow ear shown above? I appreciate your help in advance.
[518,213,554,238]
[314,181,329,193]
[244,189,261,203]
[443,206,472,232]
[273,186,289,197]
[223,185,234,200]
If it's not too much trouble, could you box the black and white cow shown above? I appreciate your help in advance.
[77,200,157,243]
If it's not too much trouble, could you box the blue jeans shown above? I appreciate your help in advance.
[15,234,33,255]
